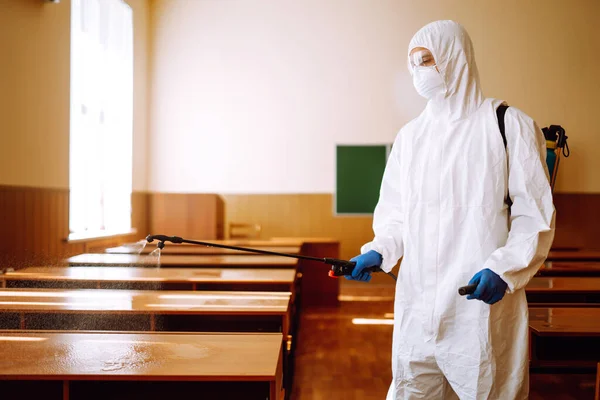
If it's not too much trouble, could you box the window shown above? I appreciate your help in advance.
[69,0,134,239]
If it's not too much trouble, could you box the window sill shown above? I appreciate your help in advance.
[66,228,138,244]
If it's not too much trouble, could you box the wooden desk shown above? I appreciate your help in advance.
[0,288,296,398]
[0,331,283,400]
[204,239,305,247]
[529,308,600,370]
[2,266,297,293]
[270,237,338,243]
[526,277,600,306]
[547,251,600,262]
[294,238,340,308]
[0,288,291,336]
[66,254,298,269]
[530,372,598,400]
[93,237,341,309]
[106,244,301,256]
[259,237,341,307]
[536,261,600,277]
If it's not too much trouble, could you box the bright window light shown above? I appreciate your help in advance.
[69,0,134,236]
[0,337,48,342]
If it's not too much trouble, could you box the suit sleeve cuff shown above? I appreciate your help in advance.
[361,236,403,273]
[482,259,517,294]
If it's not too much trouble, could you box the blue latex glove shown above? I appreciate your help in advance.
[345,250,382,282]
[466,268,508,305]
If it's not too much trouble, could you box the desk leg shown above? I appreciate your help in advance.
[271,349,284,400]
[270,380,281,400]
[192,283,197,291]
[96,281,101,289]
[529,329,538,368]
[595,362,599,400]
[281,314,292,400]
[20,313,25,330]
[150,314,156,331]
[299,242,339,308]
[63,381,69,400]
[1,279,5,288]
[282,314,290,347]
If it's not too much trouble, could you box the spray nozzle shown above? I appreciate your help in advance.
[146,235,183,250]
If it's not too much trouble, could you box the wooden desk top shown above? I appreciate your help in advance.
[526,277,600,293]
[66,254,298,268]
[537,262,600,276]
[3,267,296,285]
[212,239,305,246]
[547,251,600,262]
[541,261,600,270]
[106,244,301,256]
[0,331,282,380]
[150,239,306,247]
[0,289,291,315]
[270,237,338,243]
[529,308,600,336]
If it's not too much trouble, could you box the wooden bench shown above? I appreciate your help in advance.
[135,236,342,308]
[536,261,600,277]
[529,307,600,371]
[1,266,297,294]
[0,287,297,397]
[188,239,305,246]
[547,251,600,262]
[530,372,598,400]
[0,331,284,400]
[0,267,300,364]
[526,277,600,306]
[0,288,291,336]
[78,236,341,308]
[105,244,301,256]
[66,254,299,269]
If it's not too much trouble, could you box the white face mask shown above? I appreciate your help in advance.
[412,66,445,99]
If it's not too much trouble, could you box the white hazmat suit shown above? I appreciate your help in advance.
[360,21,556,399]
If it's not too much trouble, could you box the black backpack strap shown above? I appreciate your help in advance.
[496,105,509,149]
[496,104,512,208]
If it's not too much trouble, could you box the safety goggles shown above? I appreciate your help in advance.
[409,50,436,70]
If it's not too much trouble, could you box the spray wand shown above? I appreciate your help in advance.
[146,234,397,281]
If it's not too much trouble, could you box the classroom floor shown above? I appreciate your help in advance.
[291,298,394,400]
[291,282,597,400]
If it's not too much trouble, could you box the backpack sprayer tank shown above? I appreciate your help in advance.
[543,125,569,190]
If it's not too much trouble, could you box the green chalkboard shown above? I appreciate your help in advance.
[335,145,390,215]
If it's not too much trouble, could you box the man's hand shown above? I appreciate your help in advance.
[344,250,382,283]
[466,268,508,305]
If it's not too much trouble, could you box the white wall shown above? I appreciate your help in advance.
[0,0,150,191]
[0,0,71,189]
[149,0,600,194]
[128,0,150,191]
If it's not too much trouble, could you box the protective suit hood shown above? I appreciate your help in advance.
[408,20,484,121]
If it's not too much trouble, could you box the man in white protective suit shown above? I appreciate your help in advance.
[347,20,556,399]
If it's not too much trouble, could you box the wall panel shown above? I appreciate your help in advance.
[223,193,600,261]
[1,187,596,272]
[148,193,224,240]
[0,185,148,269]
